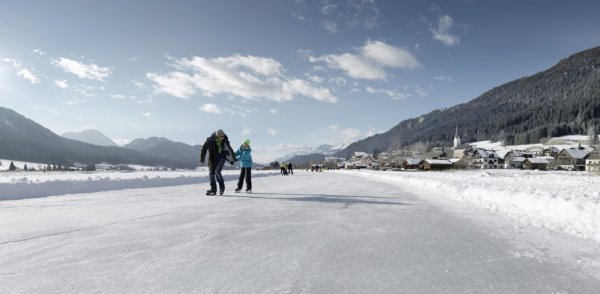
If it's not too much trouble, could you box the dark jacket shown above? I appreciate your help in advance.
[200,132,235,166]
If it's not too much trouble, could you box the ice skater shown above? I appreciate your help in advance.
[200,129,235,196]
[235,139,253,193]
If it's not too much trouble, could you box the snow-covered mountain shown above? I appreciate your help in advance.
[276,143,347,163]
[62,129,119,147]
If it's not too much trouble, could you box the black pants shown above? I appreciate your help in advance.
[237,167,252,190]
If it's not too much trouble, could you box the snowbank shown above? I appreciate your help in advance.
[340,169,600,243]
[0,170,279,201]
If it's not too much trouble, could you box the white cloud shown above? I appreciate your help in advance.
[242,126,254,135]
[366,85,428,100]
[223,105,259,117]
[143,112,154,118]
[327,124,362,143]
[54,79,69,89]
[267,128,280,136]
[329,76,347,86]
[320,3,337,15]
[323,21,339,33]
[33,49,46,56]
[366,86,408,100]
[51,57,112,81]
[147,54,337,103]
[269,108,279,115]
[294,0,380,33]
[434,75,454,82]
[17,68,40,84]
[310,40,421,80]
[2,58,21,68]
[65,97,87,105]
[3,58,41,84]
[131,79,145,88]
[305,73,324,84]
[430,15,460,46]
[73,84,95,97]
[147,72,197,99]
[199,103,222,114]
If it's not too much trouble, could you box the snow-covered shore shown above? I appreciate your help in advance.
[0,170,279,201]
[3,168,599,245]
[340,169,600,243]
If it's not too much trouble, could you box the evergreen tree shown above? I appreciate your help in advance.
[9,161,16,171]
[23,164,28,171]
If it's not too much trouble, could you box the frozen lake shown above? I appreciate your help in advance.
[1,171,599,293]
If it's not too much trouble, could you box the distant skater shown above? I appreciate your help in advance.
[287,162,294,175]
[200,129,235,196]
[235,139,253,193]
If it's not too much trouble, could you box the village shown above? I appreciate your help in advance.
[327,130,600,174]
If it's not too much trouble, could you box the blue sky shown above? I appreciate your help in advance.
[1,0,600,163]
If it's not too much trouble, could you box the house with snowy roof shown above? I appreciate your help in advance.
[543,146,561,157]
[525,145,545,156]
[402,158,421,170]
[586,148,600,174]
[499,149,533,169]
[452,143,469,158]
[424,150,448,160]
[420,159,453,171]
[523,157,550,171]
[467,148,501,169]
[555,148,589,171]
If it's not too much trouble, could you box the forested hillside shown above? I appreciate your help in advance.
[336,46,600,157]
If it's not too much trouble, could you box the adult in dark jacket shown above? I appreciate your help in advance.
[200,129,235,195]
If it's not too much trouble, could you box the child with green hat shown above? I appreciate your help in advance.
[235,139,253,193]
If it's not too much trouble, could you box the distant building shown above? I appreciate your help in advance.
[469,148,500,169]
[453,143,469,158]
[555,148,589,171]
[402,158,421,170]
[424,150,448,160]
[523,157,550,170]
[586,148,600,174]
[420,159,453,171]
[453,126,461,149]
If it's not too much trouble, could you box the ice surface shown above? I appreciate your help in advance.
[1,171,599,293]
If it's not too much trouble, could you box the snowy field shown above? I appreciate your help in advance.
[341,169,600,243]
[1,170,600,293]
[0,169,279,201]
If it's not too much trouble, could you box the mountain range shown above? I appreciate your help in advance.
[123,137,202,169]
[62,129,119,147]
[334,46,600,157]
[0,107,201,169]
[276,144,346,163]
[0,107,167,167]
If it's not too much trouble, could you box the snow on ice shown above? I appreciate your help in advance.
[341,169,600,243]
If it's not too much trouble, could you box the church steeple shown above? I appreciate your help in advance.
[453,126,461,148]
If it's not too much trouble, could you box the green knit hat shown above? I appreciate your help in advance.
[243,139,251,146]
